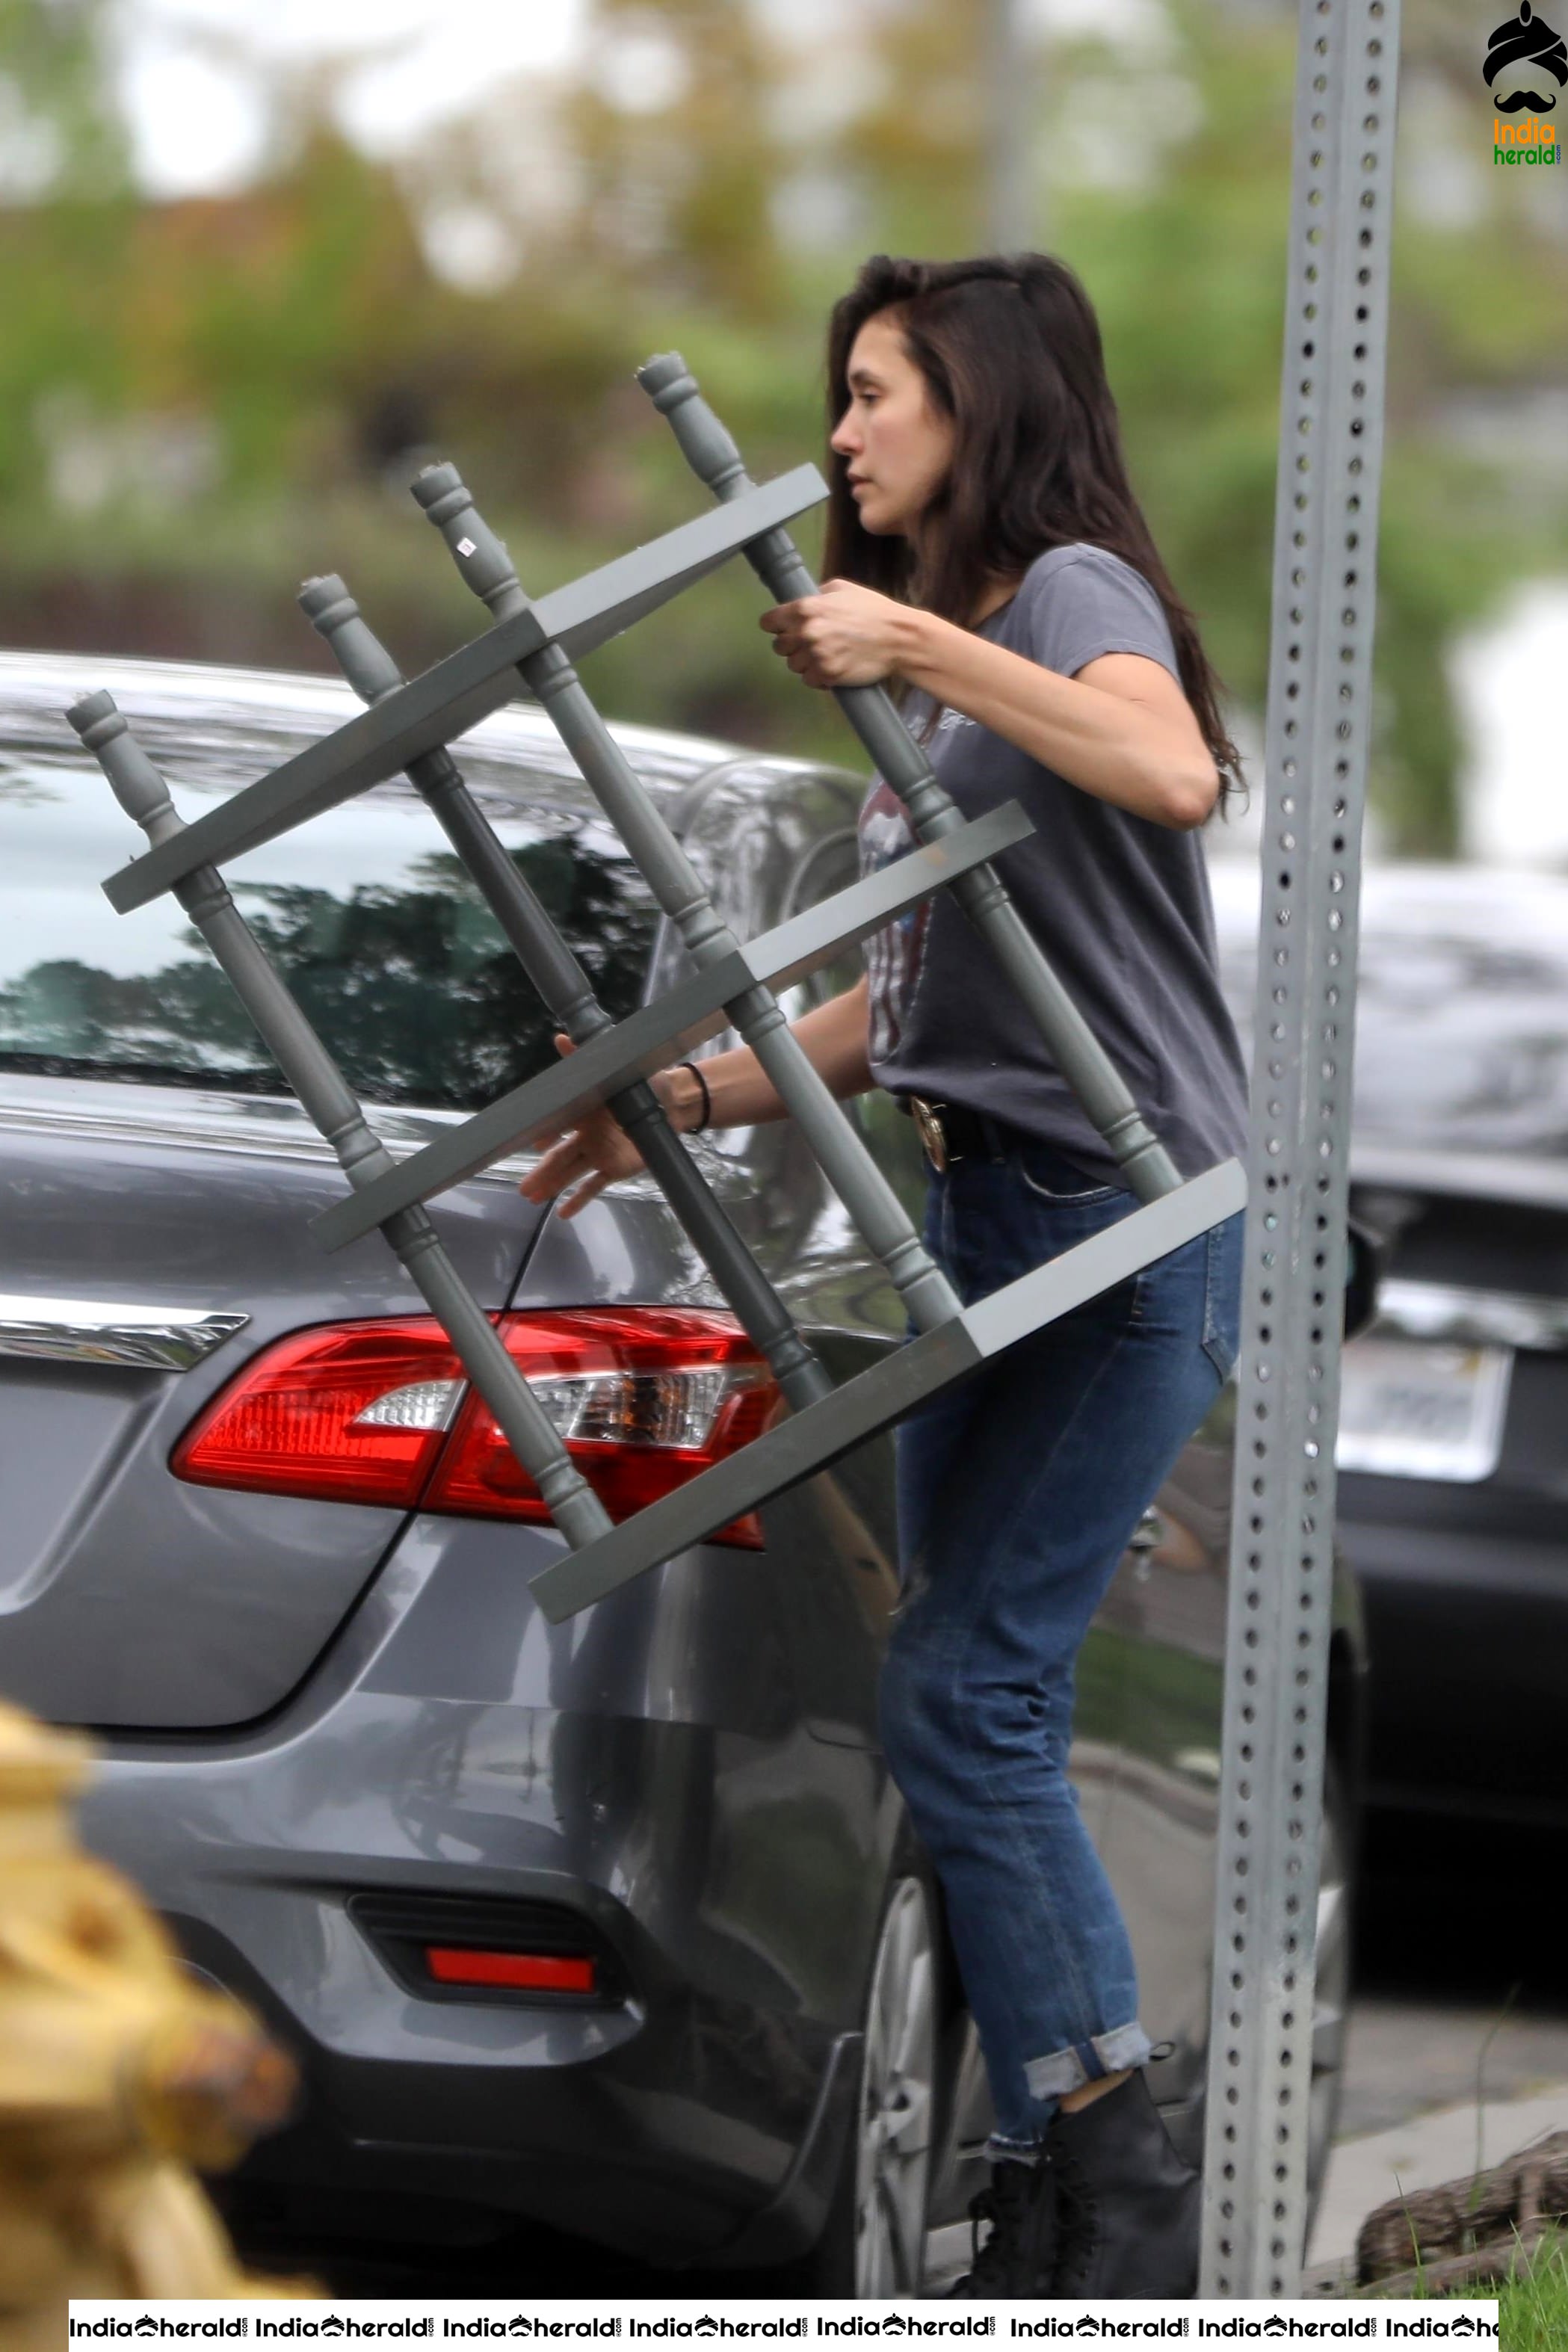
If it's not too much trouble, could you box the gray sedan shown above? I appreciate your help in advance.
[0,650,1363,2290]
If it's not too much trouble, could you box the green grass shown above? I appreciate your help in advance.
[1492,2233,1568,2350]
[1366,2226,1568,2347]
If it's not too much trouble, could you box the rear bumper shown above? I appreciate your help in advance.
[78,1672,880,2265]
[1340,1512,1568,1824]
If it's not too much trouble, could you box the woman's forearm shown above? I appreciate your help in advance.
[665,974,873,1132]
[892,608,1215,827]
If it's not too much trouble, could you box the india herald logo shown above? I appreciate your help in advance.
[1484,0,1567,111]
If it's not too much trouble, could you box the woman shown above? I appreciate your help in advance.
[522,252,1250,2297]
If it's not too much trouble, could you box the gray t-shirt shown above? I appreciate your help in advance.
[857,543,1248,1188]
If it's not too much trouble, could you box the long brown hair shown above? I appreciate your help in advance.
[823,252,1244,801]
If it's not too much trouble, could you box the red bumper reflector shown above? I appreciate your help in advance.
[424,1946,597,1995]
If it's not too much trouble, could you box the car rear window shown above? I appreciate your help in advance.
[1347,933,1568,1158]
[1212,871,1568,1159]
[0,715,661,1113]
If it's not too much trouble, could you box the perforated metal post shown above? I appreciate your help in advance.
[1200,0,1399,2294]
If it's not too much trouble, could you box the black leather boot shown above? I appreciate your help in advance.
[1046,2072,1201,2298]
[949,2156,1060,2296]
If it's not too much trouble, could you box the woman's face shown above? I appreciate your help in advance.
[830,312,955,539]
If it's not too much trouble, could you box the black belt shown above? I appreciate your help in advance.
[898,1094,1025,1173]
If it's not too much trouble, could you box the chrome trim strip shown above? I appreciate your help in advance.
[0,1098,506,1173]
[0,1098,749,1200]
[0,1294,250,1371]
[1373,1277,1568,1354]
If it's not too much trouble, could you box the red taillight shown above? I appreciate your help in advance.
[169,1321,463,1505]
[424,1308,774,1546]
[173,1307,777,1548]
[425,1948,596,1995]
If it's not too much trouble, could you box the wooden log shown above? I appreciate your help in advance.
[1354,2129,1568,2288]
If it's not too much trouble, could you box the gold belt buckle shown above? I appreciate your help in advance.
[910,1096,949,1173]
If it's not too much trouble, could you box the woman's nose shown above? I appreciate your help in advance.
[830,408,859,457]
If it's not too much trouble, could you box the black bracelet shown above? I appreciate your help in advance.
[677,1060,712,1134]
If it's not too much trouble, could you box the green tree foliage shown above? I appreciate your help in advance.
[0,0,129,198]
[1043,0,1568,850]
[1,0,1564,848]
[0,0,134,504]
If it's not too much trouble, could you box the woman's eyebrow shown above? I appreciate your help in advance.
[848,365,886,391]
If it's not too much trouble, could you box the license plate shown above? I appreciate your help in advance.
[1336,1337,1513,1483]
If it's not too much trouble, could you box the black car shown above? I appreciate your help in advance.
[1213,856,1568,1837]
[0,651,1363,2288]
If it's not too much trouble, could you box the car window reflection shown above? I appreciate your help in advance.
[0,765,658,1111]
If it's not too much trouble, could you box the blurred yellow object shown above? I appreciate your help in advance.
[0,1704,319,2344]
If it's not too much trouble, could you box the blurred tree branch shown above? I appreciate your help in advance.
[1,0,1564,848]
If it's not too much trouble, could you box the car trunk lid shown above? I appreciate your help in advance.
[0,1076,544,1729]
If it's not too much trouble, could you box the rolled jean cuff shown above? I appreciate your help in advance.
[1023,2019,1153,2102]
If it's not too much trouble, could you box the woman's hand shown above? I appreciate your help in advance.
[759,579,917,690]
[519,1038,697,1222]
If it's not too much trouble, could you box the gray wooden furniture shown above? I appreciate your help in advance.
[73,371,1242,1624]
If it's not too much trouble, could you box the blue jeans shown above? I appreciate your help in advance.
[879,1133,1244,2157]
